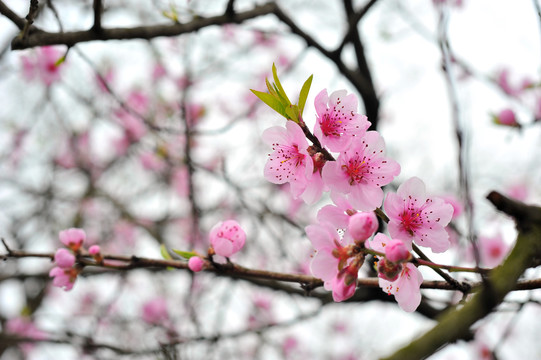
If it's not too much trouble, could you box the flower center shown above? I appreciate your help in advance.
[400,211,422,235]
[320,113,343,137]
[280,145,305,166]
[342,157,367,185]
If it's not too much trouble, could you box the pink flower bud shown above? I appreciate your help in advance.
[59,228,86,252]
[331,272,357,302]
[188,256,204,272]
[494,109,520,127]
[348,212,378,243]
[88,245,101,255]
[385,239,411,263]
[209,220,246,257]
[54,248,75,269]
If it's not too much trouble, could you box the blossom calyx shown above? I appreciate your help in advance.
[377,258,403,282]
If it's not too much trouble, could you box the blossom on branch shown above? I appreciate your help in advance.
[368,233,422,312]
[306,222,359,301]
[322,131,400,211]
[313,89,370,152]
[59,228,86,252]
[384,177,453,253]
[263,121,313,198]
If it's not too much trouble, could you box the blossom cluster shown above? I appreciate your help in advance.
[49,228,101,291]
[262,87,454,311]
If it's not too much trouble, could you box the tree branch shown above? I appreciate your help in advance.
[0,0,26,30]
[10,2,277,50]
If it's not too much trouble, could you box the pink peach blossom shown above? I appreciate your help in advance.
[54,248,76,269]
[384,177,453,253]
[263,121,313,198]
[313,89,370,152]
[476,234,510,268]
[316,193,356,230]
[378,263,423,312]
[59,228,86,252]
[209,220,246,257]
[21,46,64,86]
[369,232,423,311]
[49,267,77,291]
[441,194,463,220]
[322,131,400,211]
[306,222,354,290]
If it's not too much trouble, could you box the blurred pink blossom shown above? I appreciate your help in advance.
[59,228,86,252]
[441,194,463,220]
[49,267,77,291]
[476,234,510,268]
[506,183,529,201]
[141,298,169,325]
[6,317,47,353]
[21,46,64,86]
[139,151,166,171]
[54,248,76,269]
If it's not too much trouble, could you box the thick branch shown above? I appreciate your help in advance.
[10,2,277,49]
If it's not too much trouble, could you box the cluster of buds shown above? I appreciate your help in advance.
[49,228,102,291]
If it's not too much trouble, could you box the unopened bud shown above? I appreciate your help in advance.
[385,239,411,263]
[348,212,378,243]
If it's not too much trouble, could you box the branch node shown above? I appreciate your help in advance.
[1,238,12,255]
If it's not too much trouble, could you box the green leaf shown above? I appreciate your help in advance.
[272,63,291,105]
[160,244,173,260]
[298,74,313,117]
[172,249,197,260]
[265,78,278,97]
[251,89,286,117]
[285,105,299,123]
